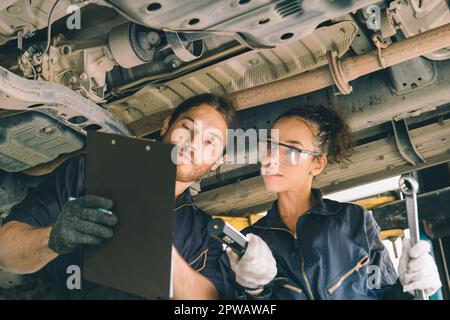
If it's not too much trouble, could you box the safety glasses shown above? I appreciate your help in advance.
[258,139,321,166]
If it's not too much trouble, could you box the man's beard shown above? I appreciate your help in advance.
[176,163,210,183]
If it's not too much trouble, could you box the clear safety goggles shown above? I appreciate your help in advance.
[258,139,321,166]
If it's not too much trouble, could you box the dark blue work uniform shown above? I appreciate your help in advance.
[4,155,231,299]
[237,188,414,300]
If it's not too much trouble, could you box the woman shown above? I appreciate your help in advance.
[227,105,442,300]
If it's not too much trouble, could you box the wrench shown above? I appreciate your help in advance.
[399,175,427,300]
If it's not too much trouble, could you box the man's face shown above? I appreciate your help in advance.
[161,104,228,183]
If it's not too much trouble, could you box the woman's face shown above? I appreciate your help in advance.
[260,116,327,193]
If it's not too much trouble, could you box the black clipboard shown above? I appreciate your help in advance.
[83,131,176,299]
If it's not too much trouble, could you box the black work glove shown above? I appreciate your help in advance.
[48,195,118,255]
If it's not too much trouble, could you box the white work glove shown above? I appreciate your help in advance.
[398,238,442,297]
[227,233,277,296]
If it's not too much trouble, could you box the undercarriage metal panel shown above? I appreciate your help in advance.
[390,0,450,61]
[107,0,377,47]
[108,21,358,122]
[0,0,89,46]
[0,111,84,172]
[233,58,450,133]
[0,67,131,137]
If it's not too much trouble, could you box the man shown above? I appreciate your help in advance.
[0,93,254,299]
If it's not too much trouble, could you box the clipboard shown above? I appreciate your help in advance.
[83,131,176,299]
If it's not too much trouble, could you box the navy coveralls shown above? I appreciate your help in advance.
[4,155,231,299]
[236,188,414,300]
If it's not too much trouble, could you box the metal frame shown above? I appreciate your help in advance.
[0,67,131,137]
[392,119,425,165]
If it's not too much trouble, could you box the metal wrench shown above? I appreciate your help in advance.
[399,175,427,300]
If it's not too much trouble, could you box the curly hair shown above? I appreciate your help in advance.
[274,105,355,163]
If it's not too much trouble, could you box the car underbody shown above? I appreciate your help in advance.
[1,0,450,297]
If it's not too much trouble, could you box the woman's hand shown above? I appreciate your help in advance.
[226,233,277,296]
[398,238,442,297]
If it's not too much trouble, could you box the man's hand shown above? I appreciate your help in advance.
[226,233,277,296]
[48,195,118,255]
[399,238,442,297]
[172,246,219,299]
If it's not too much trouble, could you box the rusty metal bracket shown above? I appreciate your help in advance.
[391,118,425,165]
[372,34,390,69]
[326,50,352,95]
[165,31,204,62]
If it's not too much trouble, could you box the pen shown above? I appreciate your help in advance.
[68,197,113,215]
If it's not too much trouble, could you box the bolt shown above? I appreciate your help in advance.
[60,45,71,55]
[164,54,179,67]
[55,34,64,42]
[32,53,42,64]
[146,31,160,46]
[388,164,395,170]
[80,73,88,81]
[69,76,78,84]
[44,127,53,134]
